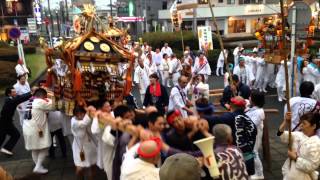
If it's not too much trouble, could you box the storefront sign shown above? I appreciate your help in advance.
[198,26,213,51]
[117,17,144,22]
[34,0,42,25]
[27,18,37,34]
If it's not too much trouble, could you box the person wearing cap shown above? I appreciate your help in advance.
[161,43,173,57]
[193,52,211,82]
[15,59,29,78]
[275,60,292,102]
[168,54,182,86]
[120,138,162,180]
[143,73,169,115]
[303,58,320,86]
[220,74,251,110]
[160,153,201,180]
[233,56,255,88]
[223,63,234,88]
[216,49,228,76]
[168,75,193,118]
[134,57,151,105]
[203,96,257,176]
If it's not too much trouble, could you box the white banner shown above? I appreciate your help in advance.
[198,26,213,51]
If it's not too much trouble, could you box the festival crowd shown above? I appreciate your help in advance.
[0,42,320,180]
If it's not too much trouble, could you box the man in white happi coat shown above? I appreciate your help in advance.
[168,75,193,118]
[134,58,150,104]
[13,75,30,126]
[193,52,211,82]
[284,81,317,133]
[233,44,243,66]
[145,52,158,75]
[169,54,182,86]
[216,49,228,76]
[303,58,320,86]
[15,59,29,78]
[161,43,173,57]
[153,48,163,79]
[23,88,54,174]
[233,57,255,88]
[160,53,171,87]
[91,101,115,180]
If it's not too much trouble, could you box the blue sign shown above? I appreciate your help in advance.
[9,28,21,39]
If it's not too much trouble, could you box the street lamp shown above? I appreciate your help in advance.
[55,10,61,36]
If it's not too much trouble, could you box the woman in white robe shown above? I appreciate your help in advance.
[278,112,320,180]
[245,90,265,179]
[71,106,97,179]
[13,75,30,126]
[23,88,54,174]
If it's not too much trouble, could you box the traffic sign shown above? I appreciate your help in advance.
[8,27,21,40]
[27,18,37,34]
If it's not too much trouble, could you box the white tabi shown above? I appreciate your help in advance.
[216,50,228,76]
[246,106,265,178]
[312,83,320,101]
[280,131,320,180]
[160,58,171,87]
[253,57,266,92]
[91,116,115,180]
[193,56,211,82]
[284,96,317,131]
[169,58,182,86]
[71,114,97,167]
[161,46,173,56]
[23,98,54,150]
[134,65,150,104]
[233,65,255,87]
[168,85,189,118]
[15,64,29,77]
[14,81,31,126]
[303,63,320,85]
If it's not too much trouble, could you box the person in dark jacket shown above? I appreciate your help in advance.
[0,87,32,155]
[204,96,257,176]
[143,73,169,115]
[220,74,251,110]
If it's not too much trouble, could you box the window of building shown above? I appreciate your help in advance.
[162,1,167,9]
[219,0,223,3]
[239,0,263,4]
[227,0,235,4]
[228,19,246,33]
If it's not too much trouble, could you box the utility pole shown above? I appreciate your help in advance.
[110,0,113,16]
[64,0,69,36]
[56,10,61,36]
[47,0,55,37]
[145,0,148,32]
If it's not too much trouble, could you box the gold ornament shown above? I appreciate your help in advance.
[84,41,95,51]
[100,43,110,53]
[90,36,100,43]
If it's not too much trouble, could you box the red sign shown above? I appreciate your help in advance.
[44,17,50,25]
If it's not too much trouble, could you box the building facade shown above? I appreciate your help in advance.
[159,0,281,36]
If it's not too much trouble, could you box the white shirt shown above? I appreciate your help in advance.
[134,65,150,94]
[233,65,255,87]
[193,56,211,75]
[284,97,317,131]
[168,86,189,118]
[312,83,320,101]
[169,58,182,74]
[23,98,54,150]
[281,131,320,180]
[14,81,31,111]
[153,52,163,66]
[246,106,265,134]
[161,46,173,56]
[304,63,320,85]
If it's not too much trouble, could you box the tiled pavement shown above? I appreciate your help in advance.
[0,76,291,180]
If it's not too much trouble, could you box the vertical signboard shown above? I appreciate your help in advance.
[198,26,213,50]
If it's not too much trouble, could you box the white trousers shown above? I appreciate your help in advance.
[31,148,48,171]
[253,129,264,177]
